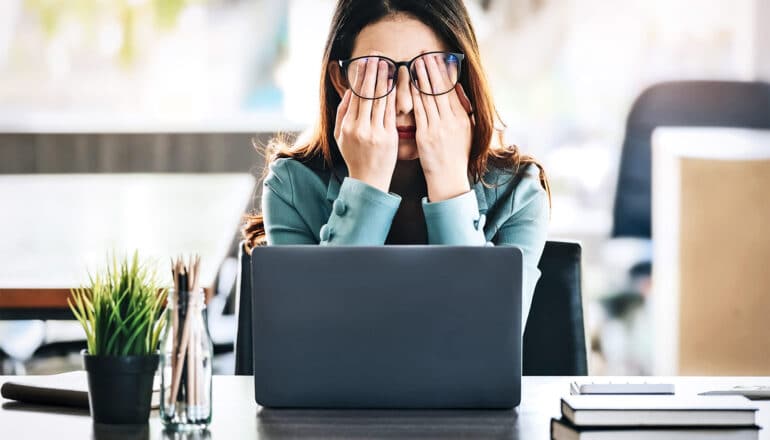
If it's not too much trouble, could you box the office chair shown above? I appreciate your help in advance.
[612,80,770,239]
[235,241,587,376]
[523,241,586,375]
[234,242,255,376]
[596,81,770,373]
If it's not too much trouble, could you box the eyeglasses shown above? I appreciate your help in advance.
[338,51,465,100]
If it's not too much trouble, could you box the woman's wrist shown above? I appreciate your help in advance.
[425,172,471,202]
[348,171,392,194]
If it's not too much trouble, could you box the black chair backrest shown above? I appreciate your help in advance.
[235,241,587,376]
[234,243,254,376]
[523,241,586,375]
[612,80,770,238]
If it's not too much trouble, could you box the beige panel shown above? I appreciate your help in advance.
[679,158,770,375]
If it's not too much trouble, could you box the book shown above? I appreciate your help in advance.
[1,371,160,409]
[570,381,675,395]
[561,395,758,427]
[551,417,760,440]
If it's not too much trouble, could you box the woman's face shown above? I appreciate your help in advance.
[348,15,450,161]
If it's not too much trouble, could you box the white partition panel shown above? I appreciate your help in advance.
[652,127,770,375]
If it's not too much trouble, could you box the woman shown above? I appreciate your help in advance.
[243,0,550,327]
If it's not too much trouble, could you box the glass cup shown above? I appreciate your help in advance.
[159,288,213,431]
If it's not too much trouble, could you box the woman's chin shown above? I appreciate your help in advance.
[397,141,419,160]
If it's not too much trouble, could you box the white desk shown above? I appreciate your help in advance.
[0,173,255,317]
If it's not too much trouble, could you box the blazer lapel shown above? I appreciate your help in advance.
[326,160,348,202]
[473,179,489,214]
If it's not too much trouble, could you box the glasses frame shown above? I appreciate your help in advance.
[337,51,465,100]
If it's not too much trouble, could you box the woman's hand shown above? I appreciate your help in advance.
[333,58,398,193]
[411,55,474,202]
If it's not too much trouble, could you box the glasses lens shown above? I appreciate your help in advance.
[410,52,461,95]
[346,57,396,99]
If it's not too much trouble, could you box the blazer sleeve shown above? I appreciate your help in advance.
[491,168,549,331]
[422,189,487,245]
[262,159,402,246]
[420,165,549,330]
[261,160,318,245]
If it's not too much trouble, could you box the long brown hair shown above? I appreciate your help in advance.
[243,0,550,251]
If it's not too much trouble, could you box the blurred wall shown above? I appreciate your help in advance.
[756,0,770,80]
[0,133,273,174]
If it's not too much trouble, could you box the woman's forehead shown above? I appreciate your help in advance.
[351,15,449,60]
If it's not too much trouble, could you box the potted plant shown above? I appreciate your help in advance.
[69,251,167,424]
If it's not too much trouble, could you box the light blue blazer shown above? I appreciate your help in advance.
[261,157,549,330]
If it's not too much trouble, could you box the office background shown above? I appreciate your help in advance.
[1,0,769,376]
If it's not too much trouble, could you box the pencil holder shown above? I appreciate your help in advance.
[159,287,213,431]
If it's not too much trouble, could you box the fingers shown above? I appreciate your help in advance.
[347,62,364,124]
[411,78,427,129]
[334,89,352,140]
[446,86,467,120]
[426,54,452,117]
[371,60,389,125]
[439,59,464,117]
[413,58,439,122]
[384,79,396,130]
[356,57,378,121]
[455,83,473,116]
[447,59,459,88]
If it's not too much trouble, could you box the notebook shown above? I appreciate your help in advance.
[1,371,160,409]
[561,395,759,427]
[570,381,675,395]
[551,417,760,440]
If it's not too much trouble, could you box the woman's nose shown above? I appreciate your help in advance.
[394,65,413,115]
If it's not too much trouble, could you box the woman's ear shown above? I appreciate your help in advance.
[328,61,347,98]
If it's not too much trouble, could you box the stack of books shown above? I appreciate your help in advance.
[551,395,761,439]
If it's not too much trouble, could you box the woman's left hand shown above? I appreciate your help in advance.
[411,55,474,202]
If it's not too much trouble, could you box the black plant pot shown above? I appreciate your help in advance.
[82,350,159,425]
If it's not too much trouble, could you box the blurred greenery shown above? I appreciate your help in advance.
[23,0,203,66]
[155,0,189,29]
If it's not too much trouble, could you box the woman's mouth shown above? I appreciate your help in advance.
[397,125,416,139]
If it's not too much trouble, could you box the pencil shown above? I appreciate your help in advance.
[186,314,194,412]
[169,280,193,406]
[166,254,205,420]
[169,259,178,408]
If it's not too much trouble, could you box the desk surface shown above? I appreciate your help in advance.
[2,376,769,439]
[0,174,255,315]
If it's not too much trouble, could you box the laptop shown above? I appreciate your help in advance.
[250,245,523,409]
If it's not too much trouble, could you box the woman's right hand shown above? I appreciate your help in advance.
[333,58,397,193]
